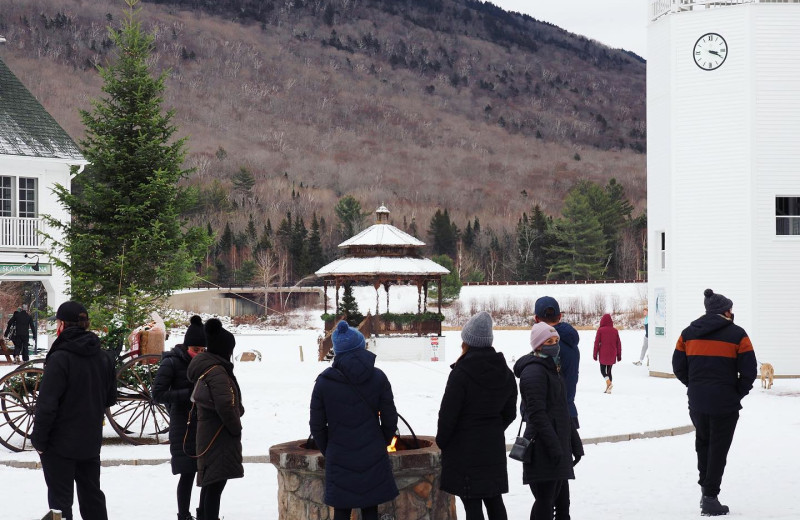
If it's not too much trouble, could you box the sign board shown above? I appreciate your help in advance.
[429,334,439,362]
[0,263,52,276]
[654,287,666,337]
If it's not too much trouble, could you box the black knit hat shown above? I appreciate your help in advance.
[205,318,235,358]
[704,289,733,315]
[183,315,206,348]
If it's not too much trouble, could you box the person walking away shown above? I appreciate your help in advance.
[436,311,517,520]
[593,314,621,393]
[186,318,244,520]
[533,296,580,520]
[4,303,36,363]
[633,307,649,366]
[673,289,756,516]
[309,321,399,520]
[514,322,583,520]
[30,301,117,520]
[154,315,207,520]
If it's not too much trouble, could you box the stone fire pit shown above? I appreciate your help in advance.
[269,435,456,520]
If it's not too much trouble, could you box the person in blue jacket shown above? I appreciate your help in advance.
[533,296,580,520]
[309,321,399,520]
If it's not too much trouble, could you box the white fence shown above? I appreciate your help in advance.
[0,217,46,248]
[650,0,800,22]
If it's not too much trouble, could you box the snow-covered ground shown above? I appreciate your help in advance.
[2,327,798,519]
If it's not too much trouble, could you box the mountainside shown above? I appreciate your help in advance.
[0,0,645,247]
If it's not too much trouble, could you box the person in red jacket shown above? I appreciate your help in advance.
[593,314,622,393]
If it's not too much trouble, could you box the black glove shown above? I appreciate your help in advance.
[572,454,582,467]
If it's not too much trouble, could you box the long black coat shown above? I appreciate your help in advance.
[186,352,244,487]
[309,348,399,509]
[513,353,583,484]
[5,308,36,345]
[436,347,517,498]
[153,345,197,474]
[31,327,117,458]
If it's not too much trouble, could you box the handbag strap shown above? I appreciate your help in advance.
[183,365,226,458]
[516,418,525,437]
[333,367,378,416]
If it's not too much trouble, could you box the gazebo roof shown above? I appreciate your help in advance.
[338,223,425,248]
[315,256,449,278]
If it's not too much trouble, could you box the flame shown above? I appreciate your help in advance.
[387,436,398,453]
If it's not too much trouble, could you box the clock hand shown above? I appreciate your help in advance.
[708,50,722,57]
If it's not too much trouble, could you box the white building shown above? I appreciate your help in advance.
[647,0,800,376]
[0,54,86,312]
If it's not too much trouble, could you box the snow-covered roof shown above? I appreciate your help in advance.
[0,58,85,161]
[339,223,425,248]
[315,256,449,277]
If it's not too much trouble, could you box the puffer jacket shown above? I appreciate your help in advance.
[309,348,399,509]
[436,347,517,498]
[186,351,244,486]
[593,314,621,365]
[153,345,197,474]
[554,321,580,424]
[513,353,583,484]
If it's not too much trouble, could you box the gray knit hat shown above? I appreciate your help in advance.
[461,311,494,348]
[704,289,733,315]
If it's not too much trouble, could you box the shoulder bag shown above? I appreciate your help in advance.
[508,418,535,463]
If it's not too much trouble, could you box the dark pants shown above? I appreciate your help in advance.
[554,479,570,520]
[39,452,107,520]
[333,505,378,520]
[198,479,227,520]
[460,495,508,520]
[689,409,739,497]
[12,336,30,361]
[529,480,562,520]
[177,471,196,516]
[600,364,613,381]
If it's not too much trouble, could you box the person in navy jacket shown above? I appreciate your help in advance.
[673,289,757,517]
[309,321,398,520]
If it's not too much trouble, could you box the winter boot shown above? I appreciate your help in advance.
[604,379,613,393]
[633,360,642,366]
[195,508,203,520]
[178,513,195,520]
[701,496,729,516]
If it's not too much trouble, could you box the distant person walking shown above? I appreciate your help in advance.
[673,289,757,516]
[514,322,583,520]
[436,311,517,520]
[593,313,622,393]
[186,318,244,520]
[310,321,399,520]
[154,315,207,520]
[533,296,580,520]
[31,301,117,520]
[4,303,36,363]
[633,307,649,366]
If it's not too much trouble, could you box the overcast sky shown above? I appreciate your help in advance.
[491,0,648,58]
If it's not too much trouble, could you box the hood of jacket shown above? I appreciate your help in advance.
[324,348,377,385]
[46,327,102,360]
[163,344,191,364]
[554,322,579,350]
[599,313,613,328]
[513,351,555,378]
[451,347,513,390]
[187,350,234,381]
[685,313,735,338]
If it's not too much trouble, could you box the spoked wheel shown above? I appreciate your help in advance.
[0,367,45,452]
[105,354,169,445]
[17,358,46,371]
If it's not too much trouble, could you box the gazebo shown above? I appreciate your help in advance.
[315,205,450,359]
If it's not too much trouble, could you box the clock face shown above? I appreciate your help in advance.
[693,33,728,71]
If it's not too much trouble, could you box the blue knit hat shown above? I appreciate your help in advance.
[332,321,365,355]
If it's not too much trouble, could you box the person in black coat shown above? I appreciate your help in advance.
[436,311,517,520]
[4,303,37,363]
[186,318,244,520]
[31,301,117,520]
[513,322,584,520]
[154,315,207,520]
[309,320,399,520]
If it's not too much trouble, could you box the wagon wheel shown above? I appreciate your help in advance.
[105,354,169,445]
[17,358,46,370]
[0,367,45,452]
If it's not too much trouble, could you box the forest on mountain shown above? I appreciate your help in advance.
[0,0,647,285]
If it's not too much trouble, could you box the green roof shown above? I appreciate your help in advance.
[0,57,84,161]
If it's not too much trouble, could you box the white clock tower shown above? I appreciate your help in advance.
[647,0,800,377]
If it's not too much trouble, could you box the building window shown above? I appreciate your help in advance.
[0,177,12,217]
[776,197,800,235]
[659,231,666,270]
[18,177,37,218]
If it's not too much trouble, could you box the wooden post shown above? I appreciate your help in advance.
[298,345,304,362]
[323,281,328,314]
[437,276,442,315]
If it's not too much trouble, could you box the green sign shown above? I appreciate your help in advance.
[0,263,52,276]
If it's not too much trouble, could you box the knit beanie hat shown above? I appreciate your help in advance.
[205,318,235,359]
[183,315,206,348]
[461,311,494,348]
[332,320,366,355]
[530,322,559,351]
[704,288,733,315]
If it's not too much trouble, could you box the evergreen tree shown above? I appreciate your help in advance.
[289,217,308,280]
[307,213,324,273]
[430,254,462,302]
[232,166,255,193]
[334,195,368,238]
[516,205,552,280]
[255,224,272,255]
[339,283,363,326]
[548,186,608,280]
[45,0,206,331]
[428,209,459,258]
[246,214,257,247]
[463,220,475,250]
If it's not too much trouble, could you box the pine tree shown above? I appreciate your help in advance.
[334,195,368,238]
[246,214,257,247]
[339,283,363,326]
[548,187,608,280]
[45,0,206,331]
[428,209,459,258]
[307,213,324,273]
[516,205,552,280]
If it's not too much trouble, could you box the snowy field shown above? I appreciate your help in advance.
[2,327,798,519]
